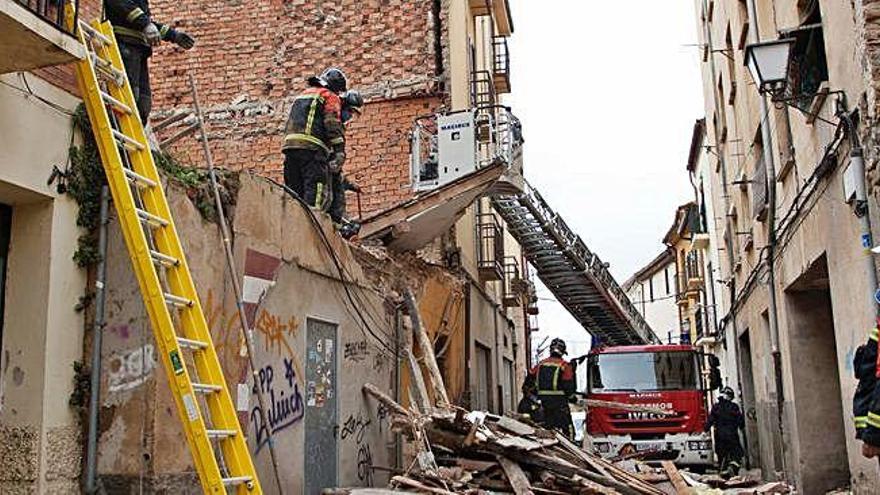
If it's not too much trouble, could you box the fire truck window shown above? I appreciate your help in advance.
[590,352,699,392]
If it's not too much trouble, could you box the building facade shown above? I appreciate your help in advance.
[0,0,102,492]
[693,0,880,492]
[623,250,680,343]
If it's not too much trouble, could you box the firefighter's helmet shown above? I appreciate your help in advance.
[549,338,568,356]
[320,67,348,93]
[720,386,735,401]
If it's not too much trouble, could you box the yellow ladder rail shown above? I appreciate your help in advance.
[71,16,262,495]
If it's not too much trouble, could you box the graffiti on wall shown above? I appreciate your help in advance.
[255,309,299,357]
[339,408,374,486]
[343,340,368,363]
[108,344,157,392]
[250,357,304,453]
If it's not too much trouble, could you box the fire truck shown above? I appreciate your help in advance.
[583,343,721,467]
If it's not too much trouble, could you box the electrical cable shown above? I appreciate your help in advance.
[262,176,397,354]
[0,75,76,116]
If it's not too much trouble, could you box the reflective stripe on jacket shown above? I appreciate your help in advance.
[853,326,880,446]
[526,356,576,398]
[282,86,344,154]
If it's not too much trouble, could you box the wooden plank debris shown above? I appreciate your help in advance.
[402,287,450,408]
[661,460,691,495]
[496,455,535,495]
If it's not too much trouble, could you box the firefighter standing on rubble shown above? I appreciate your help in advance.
[283,68,348,209]
[104,0,195,123]
[853,321,880,461]
[705,386,744,478]
[524,338,578,439]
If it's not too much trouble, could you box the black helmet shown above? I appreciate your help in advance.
[549,338,567,356]
[320,67,348,93]
[720,386,735,401]
[342,90,364,111]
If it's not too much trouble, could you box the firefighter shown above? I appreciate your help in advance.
[329,90,364,239]
[853,322,880,460]
[524,338,577,438]
[705,386,744,478]
[282,68,347,209]
[104,0,195,123]
[517,382,544,424]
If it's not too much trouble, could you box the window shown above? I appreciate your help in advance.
[588,351,700,393]
[664,267,670,295]
[784,0,828,110]
[750,129,768,221]
[0,204,10,345]
[648,277,654,302]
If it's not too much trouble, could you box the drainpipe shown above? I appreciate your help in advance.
[745,0,787,477]
[841,111,880,320]
[84,185,110,494]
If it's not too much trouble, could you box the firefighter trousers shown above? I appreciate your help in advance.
[284,148,330,209]
[118,42,152,123]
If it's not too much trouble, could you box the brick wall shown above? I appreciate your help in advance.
[147,0,446,216]
[31,0,102,96]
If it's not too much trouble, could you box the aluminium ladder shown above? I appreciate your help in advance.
[71,18,262,494]
[492,182,660,346]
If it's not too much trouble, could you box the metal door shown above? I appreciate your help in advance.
[304,318,338,494]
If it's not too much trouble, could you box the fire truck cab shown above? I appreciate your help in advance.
[584,344,718,467]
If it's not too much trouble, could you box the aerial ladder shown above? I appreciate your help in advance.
[70,16,261,494]
[492,182,659,346]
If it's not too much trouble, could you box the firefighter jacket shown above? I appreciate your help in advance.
[524,356,577,400]
[705,400,744,436]
[104,0,175,51]
[853,326,880,447]
[282,87,345,156]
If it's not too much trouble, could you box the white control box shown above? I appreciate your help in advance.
[437,111,477,185]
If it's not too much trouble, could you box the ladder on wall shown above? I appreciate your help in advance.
[71,18,262,494]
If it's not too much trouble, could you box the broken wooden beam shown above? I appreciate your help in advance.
[402,287,451,408]
[362,383,409,417]
[496,455,535,495]
[660,461,691,495]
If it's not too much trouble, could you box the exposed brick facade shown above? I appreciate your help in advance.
[147,0,446,217]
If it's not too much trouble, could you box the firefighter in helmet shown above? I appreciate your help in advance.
[282,68,348,209]
[524,338,578,438]
[705,386,745,478]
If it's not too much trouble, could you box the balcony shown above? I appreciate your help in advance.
[493,36,510,94]
[685,250,704,291]
[501,256,521,307]
[477,213,504,282]
[471,69,496,107]
[1,0,83,74]
[469,0,513,36]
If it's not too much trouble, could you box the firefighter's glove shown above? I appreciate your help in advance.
[329,152,346,173]
[142,23,161,46]
[170,30,195,50]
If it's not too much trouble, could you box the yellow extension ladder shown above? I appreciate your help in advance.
[71,18,262,494]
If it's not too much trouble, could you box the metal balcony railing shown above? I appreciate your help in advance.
[493,36,510,94]
[502,256,521,307]
[477,213,504,281]
[14,0,78,34]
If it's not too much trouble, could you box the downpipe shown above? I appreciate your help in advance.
[84,186,110,494]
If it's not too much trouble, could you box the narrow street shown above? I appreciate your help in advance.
[1,0,880,494]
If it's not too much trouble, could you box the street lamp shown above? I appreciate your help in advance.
[743,38,795,97]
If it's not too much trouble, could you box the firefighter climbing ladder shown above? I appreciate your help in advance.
[492,182,660,346]
[71,18,261,494]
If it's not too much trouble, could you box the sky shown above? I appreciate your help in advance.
[503,1,705,357]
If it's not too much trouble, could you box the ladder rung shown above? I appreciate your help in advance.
[192,382,222,394]
[206,429,237,439]
[124,167,158,188]
[79,21,112,46]
[88,53,126,86]
[112,129,145,151]
[222,476,254,487]
[100,90,133,115]
[177,337,208,350]
[136,208,169,227]
[164,292,194,307]
[149,249,180,266]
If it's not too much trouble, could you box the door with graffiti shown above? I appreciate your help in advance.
[305,318,338,494]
